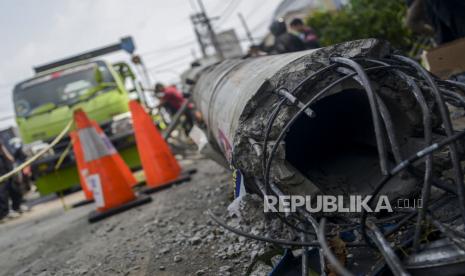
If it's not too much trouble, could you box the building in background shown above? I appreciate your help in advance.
[217,30,243,59]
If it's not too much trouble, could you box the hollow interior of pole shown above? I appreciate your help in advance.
[285,89,392,196]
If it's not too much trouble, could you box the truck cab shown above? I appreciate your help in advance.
[14,60,132,143]
[12,37,144,195]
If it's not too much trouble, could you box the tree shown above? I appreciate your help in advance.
[307,0,415,51]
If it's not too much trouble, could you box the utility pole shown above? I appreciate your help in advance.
[190,0,224,60]
[191,20,207,58]
[238,13,254,45]
[197,0,224,60]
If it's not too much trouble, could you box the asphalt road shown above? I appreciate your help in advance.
[0,158,258,276]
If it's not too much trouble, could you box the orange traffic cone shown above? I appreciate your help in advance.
[74,109,151,223]
[69,131,94,207]
[129,100,190,193]
[90,121,138,187]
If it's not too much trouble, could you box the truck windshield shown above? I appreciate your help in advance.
[13,61,115,117]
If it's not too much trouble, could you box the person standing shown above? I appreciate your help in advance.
[289,18,320,49]
[0,142,23,221]
[269,19,306,54]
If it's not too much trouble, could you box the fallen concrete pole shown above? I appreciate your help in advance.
[190,39,465,275]
[191,39,439,197]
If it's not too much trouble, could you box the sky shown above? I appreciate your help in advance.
[0,0,282,129]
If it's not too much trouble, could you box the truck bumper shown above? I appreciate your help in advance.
[35,133,141,196]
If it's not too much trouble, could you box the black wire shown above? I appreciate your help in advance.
[294,57,459,253]
[393,55,465,228]
[375,94,402,163]
[208,210,320,247]
[208,210,367,249]
[446,80,465,91]
[262,99,286,177]
[261,65,403,238]
[360,128,465,245]
[442,89,465,107]
[260,65,341,234]
[257,56,465,265]
[318,218,355,276]
[259,57,465,248]
[354,57,449,252]
[383,194,454,237]
[330,57,389,175]
[263,64,338,195]
[264,66,378,192]
[429,213,465,251]
[366,220,410,276]
[291,64,338,96]
[263,65,397,207]
[387,62,434,252]
[256,178,319,235]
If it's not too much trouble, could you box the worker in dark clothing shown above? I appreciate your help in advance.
[10,138,32,194]
[269,19,306,54]
[289,18,320,49]
[0,142,23,221]
[406,0,465,44]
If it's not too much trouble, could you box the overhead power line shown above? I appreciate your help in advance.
[142,49,191,61]
[147,57,191,72]
[250,16,271,34]
[210,0,233,16]
[216,0,243,28]
[145,53,193,71]
[140,40,197,57]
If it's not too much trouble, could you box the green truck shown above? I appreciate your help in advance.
[12,37,144,195]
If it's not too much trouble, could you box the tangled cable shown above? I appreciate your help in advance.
[210,54,465,276]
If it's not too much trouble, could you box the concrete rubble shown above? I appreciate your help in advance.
[1,160,283,275]
[188,38,465,274]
